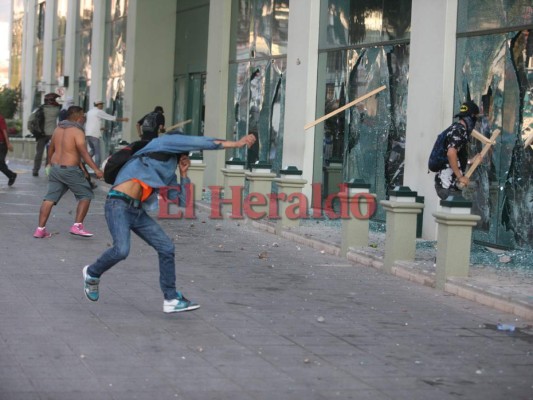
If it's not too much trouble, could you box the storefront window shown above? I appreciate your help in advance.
[317,0,410,216]
[455,29,533,250]
[77,0,93,110]
[9,0,25,88]
[54,0,68,79]
[457,0,533,33]
[103,0,128,154]
[229,0,289,172]
[319,0,411,50]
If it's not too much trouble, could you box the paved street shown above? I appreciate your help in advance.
[0,161,532,400]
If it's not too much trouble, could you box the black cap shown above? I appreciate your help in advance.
[154,106,164,113]
[454,101,480,118]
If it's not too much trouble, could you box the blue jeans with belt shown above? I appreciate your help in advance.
[87,198,177,300]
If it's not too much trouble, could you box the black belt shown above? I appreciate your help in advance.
[107,191,142,208]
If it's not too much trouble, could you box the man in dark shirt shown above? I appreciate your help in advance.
[136,106,165,141]
[434,101,481,200]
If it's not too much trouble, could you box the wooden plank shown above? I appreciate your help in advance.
[471,129,494,145]
[166,119,193,131]
[458,129,501,189]
[304,85,386,131]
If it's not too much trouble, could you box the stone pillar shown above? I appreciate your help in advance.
[187,153,206,201]
[221,158,246,215]
[380,186,424,272]
[340,180,376,256]
[245,162,276,220]
[432,196,481,289]
[404,0,459,240]
[204,0,232,187]
[274,167,307,234]
[283,0,320,198]
[324,159,343,197]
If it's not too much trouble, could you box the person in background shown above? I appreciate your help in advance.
[85,99,129,168]
[136,106,165,141]
[0,112,17,186]
[32,93,61,177]
[33,106,103,239]
[58,96,75,122]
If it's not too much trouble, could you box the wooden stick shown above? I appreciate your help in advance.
[524,130,533,149]
[304,85,387,130]
[458,129,501,188]
[166,119,192,131]
[471,129,494,146]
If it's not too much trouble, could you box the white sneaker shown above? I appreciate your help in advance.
[163,291,200,313]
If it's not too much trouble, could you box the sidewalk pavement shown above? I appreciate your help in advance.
[0,160,532,400]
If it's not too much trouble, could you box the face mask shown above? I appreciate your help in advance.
[463,115,477,132]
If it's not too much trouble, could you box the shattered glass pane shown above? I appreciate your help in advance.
[272,0,289,56]
[458,0,533,33]
[229,60,287,173]
[327,45,409,221]
[229,0,288,174]
[102,1,127,152]
[319,0,411,50]
[231,0,252,61]
[455,30,533,250]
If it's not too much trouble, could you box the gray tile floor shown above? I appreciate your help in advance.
[0,161,532,400]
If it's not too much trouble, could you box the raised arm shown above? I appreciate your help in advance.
[214,133,256,149]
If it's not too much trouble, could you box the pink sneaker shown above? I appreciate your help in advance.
[33,227,52,238]
[70,223,93,237]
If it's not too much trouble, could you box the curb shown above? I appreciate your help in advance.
[218,208,533,321]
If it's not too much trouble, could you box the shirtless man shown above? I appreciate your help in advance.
[33,106,104,238]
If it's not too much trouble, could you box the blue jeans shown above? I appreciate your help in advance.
[86,136,101,168]
[87,198,177,300]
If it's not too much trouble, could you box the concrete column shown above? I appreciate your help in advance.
[274,167,307,234]
[283,0,320,198]
[404,0,458,240]
[340,181,376,256]
[42,0,57,93]
[187,154,207,201]
[204,0,232,187]
[433,196,481,289]
[381,187,424,272]
[89,0,106,105]
[62,1,78,100]
[22,3,37,131]
[123,0,177,143]
[245,163,276,219]
[221,159,246,216]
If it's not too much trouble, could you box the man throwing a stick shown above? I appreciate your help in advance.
[82,131,256,313]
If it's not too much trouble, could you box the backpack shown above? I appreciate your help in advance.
[103,141,174,184]
[428,128,451,172]
[141,112,159,133]
[27,106,45,138]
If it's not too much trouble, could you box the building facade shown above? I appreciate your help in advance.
[9,0,533,250]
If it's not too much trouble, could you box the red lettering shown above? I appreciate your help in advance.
[208,186,243,219]
[350,193,377,220]
[158,186,183,219]
[285,193,308,220]
[243,192,267,220]
[324,184,349,219]
[311,182,323,218]
[267,192,286,219]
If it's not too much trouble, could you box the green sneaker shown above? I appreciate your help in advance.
[83,265,100,302]
[163,291,200,313]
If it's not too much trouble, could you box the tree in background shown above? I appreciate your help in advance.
[0,85,21,119]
